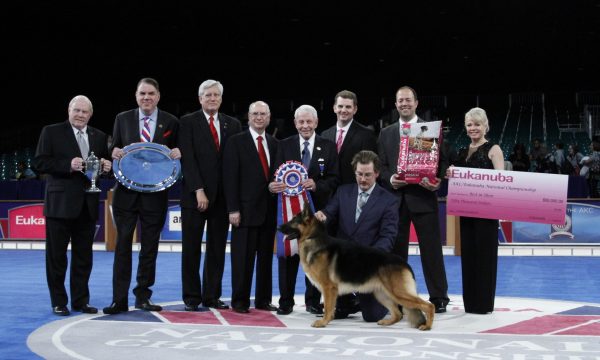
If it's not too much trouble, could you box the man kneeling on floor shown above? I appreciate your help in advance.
[315,150,399,321]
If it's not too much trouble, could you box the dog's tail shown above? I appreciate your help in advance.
[405,308,427,328]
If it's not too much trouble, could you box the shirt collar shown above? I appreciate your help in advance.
[359,183,376,196]
[139,109,158,122]
[337,119,353,132]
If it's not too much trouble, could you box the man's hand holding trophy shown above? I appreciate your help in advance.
[76,152,112,193]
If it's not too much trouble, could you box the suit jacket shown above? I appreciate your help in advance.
[274,134,339,210]
[33,121,109,219]
[223,130,278,227]
[321,121,377,184]
[111,108,179,209]
[377,118,449,213]
[178,110,242,208]
[322,183,398,251]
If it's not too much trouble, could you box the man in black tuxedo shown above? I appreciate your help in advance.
[103,78,180,315]
[33,95,111,316]
[179,79,242,311]
[223,101,278,313]
[321,90,377,185]
[377,86,449,313]
[268,104,339,315]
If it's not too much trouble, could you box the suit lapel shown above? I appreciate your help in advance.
[339,123,357,155]
[153,110,166,143]
[64,122,81,157]
[345,185,360,234]
[197,112,219,155]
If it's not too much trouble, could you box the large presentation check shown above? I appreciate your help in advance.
[446,167,568,224]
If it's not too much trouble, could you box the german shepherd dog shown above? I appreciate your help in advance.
[279,206,434,330]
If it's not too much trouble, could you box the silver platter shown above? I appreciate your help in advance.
[113,142,181,192]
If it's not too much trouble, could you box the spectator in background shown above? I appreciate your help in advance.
[15,161,37,180]
[530,138,547,171]
[565,144,583,176]
[583,140,600,198]
[552,142,566,173]
[508,143,530,172]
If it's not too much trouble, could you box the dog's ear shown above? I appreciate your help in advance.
[301,204,313,220]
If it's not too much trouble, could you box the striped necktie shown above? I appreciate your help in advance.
[141,117,152,142]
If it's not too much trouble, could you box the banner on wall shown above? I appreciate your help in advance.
[499,201,600,244]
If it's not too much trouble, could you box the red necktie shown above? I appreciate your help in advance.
[257,135,269,180]
[209,115,220,150]
[336,129,344,153]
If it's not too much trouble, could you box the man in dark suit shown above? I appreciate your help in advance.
[223,101,278,313]
[377,86,450,313]
[315,150,399,322]
[321,90,378,317]
[179,79,242,311]
[268,104,339,315]
[103,78,180,315]
[321,90,377,185]
[33,95,111,316]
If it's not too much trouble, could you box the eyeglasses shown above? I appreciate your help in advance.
[355,172,375,179]
[250,112,269,117]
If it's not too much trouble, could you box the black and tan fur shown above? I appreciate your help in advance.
[279,206,434,330]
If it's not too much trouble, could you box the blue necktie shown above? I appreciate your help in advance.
[302,141,311,168]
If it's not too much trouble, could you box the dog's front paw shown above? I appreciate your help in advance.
[418,324,432,331]
[377,318,398,326]
[311,319,328,328]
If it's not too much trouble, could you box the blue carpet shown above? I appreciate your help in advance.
[0,250,599,359]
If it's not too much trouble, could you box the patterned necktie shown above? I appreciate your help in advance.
[77,130,89,160]
[257,135,269,180]
[301,141,311,168]
[336,129,344,153]
[209,115,220,150]
[141,117,152,142]
[355,191,369,222]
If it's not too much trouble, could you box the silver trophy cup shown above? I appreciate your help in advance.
[84,151,102,193]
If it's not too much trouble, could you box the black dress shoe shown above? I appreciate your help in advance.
[72,304,98,314]
[204,299,229,309]
[232,306,250,314]
[306,304,324,315]
[135,299,162,312]
[52,306,70,316]
[334,308,350,319]
[103,302,129,315]
[432,301,447,314]
[276,306,293,315]
[184,303,199,312]
[255,303,278,311]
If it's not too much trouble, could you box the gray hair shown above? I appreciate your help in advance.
[198,80,224,96]
[294,104,318,119]
[69,95,93,113]
[248,101,271,114]
[465,107,489,133]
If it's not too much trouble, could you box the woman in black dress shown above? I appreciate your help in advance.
[448,107,505,314]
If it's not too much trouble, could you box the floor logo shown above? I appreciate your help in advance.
[28,296,600,359]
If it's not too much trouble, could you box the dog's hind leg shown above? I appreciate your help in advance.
[373,290,402,326]
[381,268,435,330]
